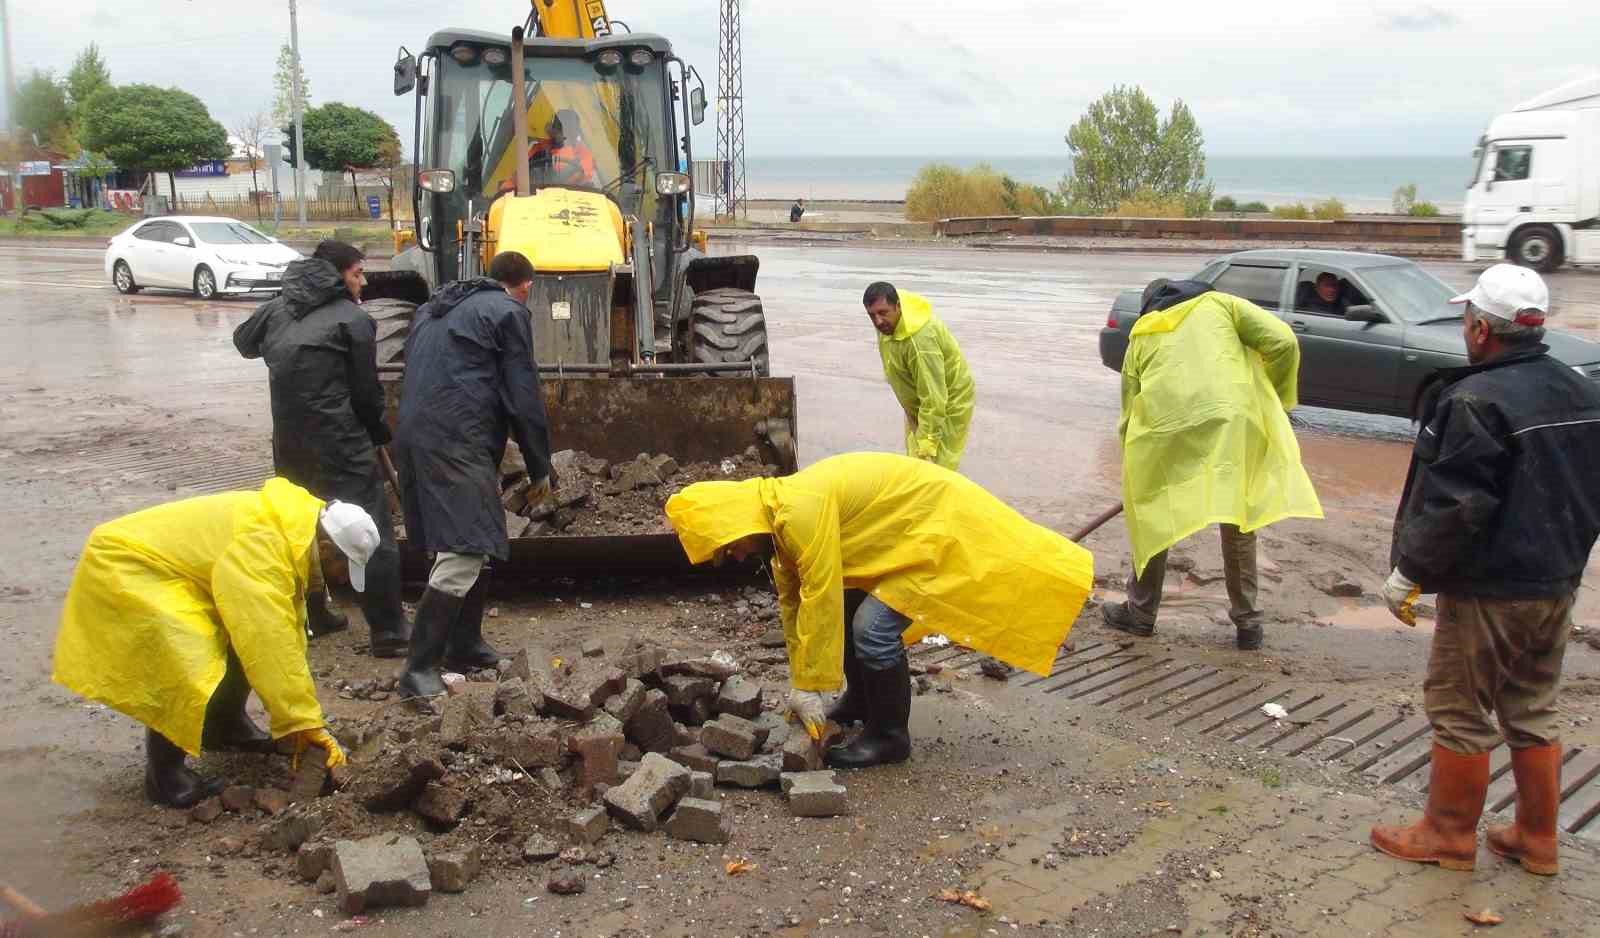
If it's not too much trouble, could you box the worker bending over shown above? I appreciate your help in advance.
[394,251,553,699]
[1103,280,1322,650]
[863,282,975,471]
[52,480,366,807]
[665,453,1093,768]
[1372,265,1600,877]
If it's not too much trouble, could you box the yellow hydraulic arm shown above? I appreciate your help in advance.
[530,0,612,38]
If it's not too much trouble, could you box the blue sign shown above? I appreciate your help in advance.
[177,160,228,178]
[367,195,382,219]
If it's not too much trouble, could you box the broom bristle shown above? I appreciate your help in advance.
[97,872,182,923]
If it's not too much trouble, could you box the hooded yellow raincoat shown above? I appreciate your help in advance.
[878,292,975,470]
[665,453,1093,691]
[53,478,328,756]
[1119,292,1323,577]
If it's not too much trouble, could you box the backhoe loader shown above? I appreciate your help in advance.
[366,1,795,576]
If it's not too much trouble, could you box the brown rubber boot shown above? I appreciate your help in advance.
[1487,742,1562,875]
[1370,742,1489,871]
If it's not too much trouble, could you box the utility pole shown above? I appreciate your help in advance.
[714,0,746,221]
[289,0,307,227]
[1,0,16,215]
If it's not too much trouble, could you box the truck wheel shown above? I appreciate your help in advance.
[689,288,770,376]
[1510,226,1563,273]
[366,298,419,365]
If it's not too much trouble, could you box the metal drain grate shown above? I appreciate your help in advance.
[66,440,274,495]
[912,639,1600,841]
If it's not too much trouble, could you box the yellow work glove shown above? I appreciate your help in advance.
[787,688,829,741]
[527,475,552,504]
[288,728,348,771]
[1383,568,1422,626]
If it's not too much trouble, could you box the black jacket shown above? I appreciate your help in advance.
[394,278,552,559]
[233,258,389,498]
[1391,346,1600,598]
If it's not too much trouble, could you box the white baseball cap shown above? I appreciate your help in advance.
[1449,263,1550,326]
[319,501,380,592]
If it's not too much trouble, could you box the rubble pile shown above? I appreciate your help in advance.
[498,446,777,538]
[174,639,846,914]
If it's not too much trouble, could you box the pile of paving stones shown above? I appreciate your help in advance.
[182,638,847,916]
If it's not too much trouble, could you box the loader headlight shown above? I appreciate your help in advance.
[481,46,508,66]
[449,43,479,65]
[628,48,654,67]
[596,49,623,68]
[655,172,690,196]
[418,169,457,194]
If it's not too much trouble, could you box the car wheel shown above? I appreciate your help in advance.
[112,260,140,294]
[1510,226,1562,273]
[193,265,218,300]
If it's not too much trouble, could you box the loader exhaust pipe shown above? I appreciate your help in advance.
[510,26,532,198]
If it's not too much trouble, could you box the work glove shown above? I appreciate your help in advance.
[787,689,829,742]
[1383,568,1422,626]
[288,728,348,772]
[528,475,552,503]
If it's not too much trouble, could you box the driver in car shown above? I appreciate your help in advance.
[527,109,596,187]
[1303,272,1346,315]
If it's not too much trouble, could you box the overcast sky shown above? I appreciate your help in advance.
[6,0,1598,160]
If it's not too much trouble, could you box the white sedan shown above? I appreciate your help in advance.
[104,216,301,299]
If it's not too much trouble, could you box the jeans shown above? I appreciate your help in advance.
[850,592,912,671]
[1127,524,1259,627]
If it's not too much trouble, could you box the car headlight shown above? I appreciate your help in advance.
[216,254,252,266]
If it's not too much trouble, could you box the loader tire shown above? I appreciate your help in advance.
[366,298,418,365]
[688,288,770,376]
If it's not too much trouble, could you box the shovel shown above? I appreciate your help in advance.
[1068,501,1123,543]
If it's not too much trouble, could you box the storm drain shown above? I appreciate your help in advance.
[911,639,1600,842]
[65,440,274,495]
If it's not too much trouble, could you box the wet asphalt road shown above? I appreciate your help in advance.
[3,239,1599,531]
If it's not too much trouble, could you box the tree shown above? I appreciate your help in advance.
[15,71,70,143]
[232,110,272,220]
[272,44,312,129]
[373,135,405,229]
[284,102,400,212]
[66,45,112,116]
[81,84,230,203]
[1060,85,1213,217]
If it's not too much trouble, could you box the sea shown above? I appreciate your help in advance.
[744,154,1472,213]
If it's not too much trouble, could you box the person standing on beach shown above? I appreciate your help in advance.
[790,198,806,223]
[863,281,975,471]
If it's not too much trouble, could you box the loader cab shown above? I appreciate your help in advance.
[400,30,702,291]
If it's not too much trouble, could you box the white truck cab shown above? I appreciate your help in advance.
[1462,75,1600,271]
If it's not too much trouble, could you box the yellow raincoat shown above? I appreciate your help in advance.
[53,478,328,756]
[878,292,975,470]
[665,453,1093,691]
[1119,292,1323,577]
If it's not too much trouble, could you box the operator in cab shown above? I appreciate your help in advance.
[528,109,596,188]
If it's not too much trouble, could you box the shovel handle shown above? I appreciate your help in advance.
[0,882,47,919]
[378,446,401,495]
[1068,502,1124,543]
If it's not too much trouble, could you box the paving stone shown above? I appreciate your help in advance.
[782,771,848,817]
[677,696,713,726]
[662,674,718,710]
[188,798,222,824]
[755,712,791,753]
[288,750,330,803]
[689,771,714,799]
[623,689,677,753]
[219,785,255,813]
[491,719,567,768]
[333,834,432,914]
[263,806,323,852]
[714,674,764,719]
[427,844,482,893]
[668,743,721,774]
[495,677,541,719]
[563,806,609,845]
[602,752,691,831]
[297,840,336,882]
[439,682,499,747]
[254,788,291,816]
[522,834,561,862]
[541,660,624,720]
[315,870,337,895]
[412,781,471,829]
[702,715,761,760]
[664,797,731,844]
[662,655,741,681]
[348,745,447,813]
[567,714,626,796]
[716,753,782,789]
[618,643,665,680]
[781,732,824,772]
[603,679,647,724]
[581,639,605,658]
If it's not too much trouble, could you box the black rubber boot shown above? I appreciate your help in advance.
[306,588,349,638]
[359,537,411,659]
[1235,623,1264,650]
[826,656,912,769]
[1101,601,1155,637]
[199,650,274,754]
[827,638,867,726]
[443,576,502,672]
[397,587,463,700]
[144,729,225,808]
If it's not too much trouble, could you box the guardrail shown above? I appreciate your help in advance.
[939,215,1463,243]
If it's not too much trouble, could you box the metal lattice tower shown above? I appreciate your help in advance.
[713,0,746,221]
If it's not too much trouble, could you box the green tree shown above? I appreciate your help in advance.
[284,102,401,211]
[15,70,71,143]
[81,84,230,203]
[1060,85,1213,217]
[1392,182,1418,215]
[272,44,312,129]
[66,44,112,115]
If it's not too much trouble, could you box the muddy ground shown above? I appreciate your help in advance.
[2,240,1599,936]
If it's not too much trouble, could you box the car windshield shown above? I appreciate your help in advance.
[190,222,273,245]
[1359,264,1460,323]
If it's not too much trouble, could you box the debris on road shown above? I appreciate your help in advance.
[1260,703,1289,720]
[934,888,992,912]
[1464,909,1505,927]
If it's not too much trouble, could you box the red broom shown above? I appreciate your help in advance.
[1,872,182,937]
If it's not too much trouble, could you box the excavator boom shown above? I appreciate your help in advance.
[530,0,613,38]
